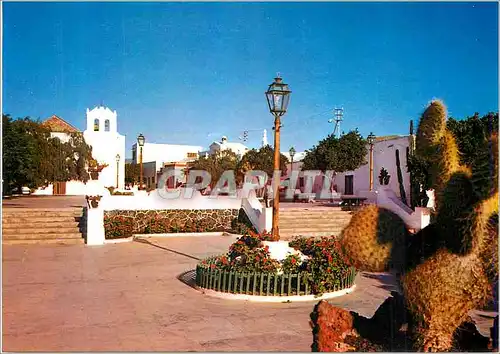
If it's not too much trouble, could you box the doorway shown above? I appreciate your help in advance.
[345,175,354,195]
[53,182,67,195]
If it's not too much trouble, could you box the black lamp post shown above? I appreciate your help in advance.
[115,154,120,188]
[265,74,291,241]
[367,132,376,191]
[289,146,296,173]
[137,133,145,190]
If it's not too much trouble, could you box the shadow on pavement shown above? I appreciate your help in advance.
[177,269,197,289]
[133,237,201,261]
[362,273,401,293]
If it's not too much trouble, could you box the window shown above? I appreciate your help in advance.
[187,152,198,159]
[94,119,99,131]
[104,119,110,132]
[299,177,304,188]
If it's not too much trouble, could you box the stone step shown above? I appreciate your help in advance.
[2,216,84,224]
[3,238,85,245]
[279,231,342,240]
[278,227,345,233]
[2,208,84,216]
[2,221,83,229]
[279,213,352,218]
[279,208,348,212]
[279,216,352,222]
[280,221,349,227]
[2,227,83,235]
[3,233,84,240]
[279,218,351,224]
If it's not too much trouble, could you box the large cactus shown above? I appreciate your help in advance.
[335,100,498,351]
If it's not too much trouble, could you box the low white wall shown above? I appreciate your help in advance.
[66,181,87,195]
[32,184,53,195]
[241,195,261,232]
[376,187,430,231]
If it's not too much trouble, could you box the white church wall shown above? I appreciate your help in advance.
[83,106,126,190]
[335,136,411,203]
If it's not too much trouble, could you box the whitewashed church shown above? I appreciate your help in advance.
[34,105,125,195]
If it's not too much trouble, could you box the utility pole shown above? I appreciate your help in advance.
[328,107,344,139]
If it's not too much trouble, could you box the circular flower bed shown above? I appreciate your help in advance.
[195,232,356,297]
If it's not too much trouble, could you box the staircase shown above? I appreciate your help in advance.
[2,208,86,245]
[278,207,353,240]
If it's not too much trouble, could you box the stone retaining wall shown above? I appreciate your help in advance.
[104,209,240,234]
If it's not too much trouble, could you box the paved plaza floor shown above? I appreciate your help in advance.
[2,195,86,209]
[3,236,496,352]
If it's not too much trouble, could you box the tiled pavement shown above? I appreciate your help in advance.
[3,236,496,352]
[2,195,86,209]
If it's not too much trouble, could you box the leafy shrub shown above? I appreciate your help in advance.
[112,191,134,196]
[290,236,354,295]
[143,216,218,234]
[281,253,303,273]
[104,214,134,239]
[201,232,354,295]
[106,186,115,194]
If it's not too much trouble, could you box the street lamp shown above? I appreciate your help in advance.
[289,146,296,173]
[115,154,120,188]
[265,74,291,241]
[137,133,145,190]
[367,132,376,191]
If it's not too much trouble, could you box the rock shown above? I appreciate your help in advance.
[310,300,357,352]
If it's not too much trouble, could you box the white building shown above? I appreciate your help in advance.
[334,135,411,201]
[83,106,126,190]
[131,142,203,189]
[201,136,249,158]
[35,105,126,195]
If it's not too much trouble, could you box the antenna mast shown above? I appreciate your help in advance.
[328,107,344,138]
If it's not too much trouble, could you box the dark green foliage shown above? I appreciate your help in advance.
[407,154,431,208]
[2,114,93,194]
[237,144,289,178]
[446,112,498,167]
[395,149,407,205]
[289,237,354,295]
[104,214,134,239]
[125,163,141,185]
[189,150,239,188]
[302,130,367,173]
[230,208,258,234]
[378,168,391,185]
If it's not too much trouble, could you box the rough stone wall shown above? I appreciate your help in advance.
[104,209,239,234]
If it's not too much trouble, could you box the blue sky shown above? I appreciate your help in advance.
[3,2,498,157]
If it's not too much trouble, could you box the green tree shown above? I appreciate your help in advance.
[237,145,289,179]
[2,114,95,195]
[408,111,498,208]
[125,163,141,184]
[188,150,240,188]
[446,112,498,167]
[302,130,367,173]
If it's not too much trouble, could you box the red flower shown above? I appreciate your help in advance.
[291,258,297,264]
[210,264,216,269]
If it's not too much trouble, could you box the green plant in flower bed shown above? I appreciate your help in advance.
[104,214,134,239]
[281,253,304,273]
[197,233,356,296]
[143,216,219,234]
[289,236,354,295]
[223,232,280,272]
